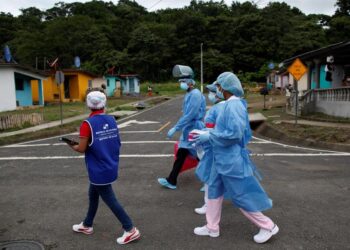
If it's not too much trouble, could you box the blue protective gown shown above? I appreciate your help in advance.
[174,88,206,155]
[207,96,272,212]
[195,101,225,183]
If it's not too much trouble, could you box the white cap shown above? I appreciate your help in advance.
[86,91,106,110]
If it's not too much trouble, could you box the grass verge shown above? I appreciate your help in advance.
[0,120,82,146]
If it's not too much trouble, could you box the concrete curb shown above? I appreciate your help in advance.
[255,122,350,153]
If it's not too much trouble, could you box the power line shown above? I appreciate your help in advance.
[148,0,164,10]
[253,0,268,6]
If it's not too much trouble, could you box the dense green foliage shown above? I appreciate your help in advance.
[1,0,349,82]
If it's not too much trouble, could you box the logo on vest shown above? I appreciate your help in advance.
[96,123,118,141]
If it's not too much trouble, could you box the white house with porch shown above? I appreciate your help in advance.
[0,63,47,112]
[280,41,350,118]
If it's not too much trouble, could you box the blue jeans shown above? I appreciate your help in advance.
[83,184,133,231]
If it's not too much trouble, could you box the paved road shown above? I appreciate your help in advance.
[1,97,350,250]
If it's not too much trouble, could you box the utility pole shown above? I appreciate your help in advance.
[294,79,298,125]
[200,43,203,93]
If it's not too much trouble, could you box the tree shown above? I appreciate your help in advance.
[127,23,175,80]
[327,16,350,43]
[3,0,334,82]
[0,12,17,47]
[334,0,350,16]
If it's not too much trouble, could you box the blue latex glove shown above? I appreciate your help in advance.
[194,132,210,144]
[167,127,177,138]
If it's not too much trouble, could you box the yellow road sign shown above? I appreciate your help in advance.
[288,58,307,81]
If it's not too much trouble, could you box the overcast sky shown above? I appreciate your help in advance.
[0,0,337,16]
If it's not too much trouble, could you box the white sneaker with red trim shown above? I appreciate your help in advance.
[72,222,93,235]
[116,227,141,245]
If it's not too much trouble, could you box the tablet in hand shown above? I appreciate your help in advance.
[59,137,78,145]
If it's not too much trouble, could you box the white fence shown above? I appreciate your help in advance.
[0,113,43,130]
[287,87,350,118]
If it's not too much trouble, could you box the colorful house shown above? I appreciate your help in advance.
[281,41,350,92]
[32,69,96,103]
[105,75,122,97]
[91,77,107,92]
[275,71,289,90]
[0,63,47,112]
[90,75,123,97]
[119,74,140,95]
[280,41,350,118]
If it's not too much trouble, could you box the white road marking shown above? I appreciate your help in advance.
[3,140,266,148]
[119,131,159,133]
[1,153,349,161]
[120,154,173,158]
[122,141,176,144]
[0,154,174,160]
[3,141,178,148]
[251,153,350,157]
[4,143,52,147]
[251,136,347,154]
[118,119,159,128]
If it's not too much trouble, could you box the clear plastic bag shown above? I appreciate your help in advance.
[172,65,194,78]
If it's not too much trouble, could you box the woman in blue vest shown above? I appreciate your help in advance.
[69,91,140,245]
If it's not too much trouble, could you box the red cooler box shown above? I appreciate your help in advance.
[174,141,198,173]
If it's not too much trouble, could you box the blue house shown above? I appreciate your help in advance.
[119,74,140,95]
[0,63,47,112]
[105,75,122,97]
[311,65,332,89]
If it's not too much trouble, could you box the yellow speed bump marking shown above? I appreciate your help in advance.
[157,121,171,132]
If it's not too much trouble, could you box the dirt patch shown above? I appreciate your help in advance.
[271,122,350,144]
[255,122,350,152]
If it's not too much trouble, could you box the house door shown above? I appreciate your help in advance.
[129,78,135,93]
[64,77,70,99]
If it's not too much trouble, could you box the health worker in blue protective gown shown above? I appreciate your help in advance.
[194,82,225,215]
[158,78,206,190]
[193,72,279,244]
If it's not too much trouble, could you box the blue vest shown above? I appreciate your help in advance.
[85,114,121,185]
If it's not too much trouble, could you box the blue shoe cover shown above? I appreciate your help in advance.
[158,178,176,190]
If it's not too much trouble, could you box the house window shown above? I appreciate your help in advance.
[15,78,24,90]
[107,79,110,87]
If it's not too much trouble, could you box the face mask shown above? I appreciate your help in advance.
[216,87,224,99]
[180,82,189,91]
[208,92,217,104]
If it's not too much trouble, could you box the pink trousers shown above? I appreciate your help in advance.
[206,196,274,232]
